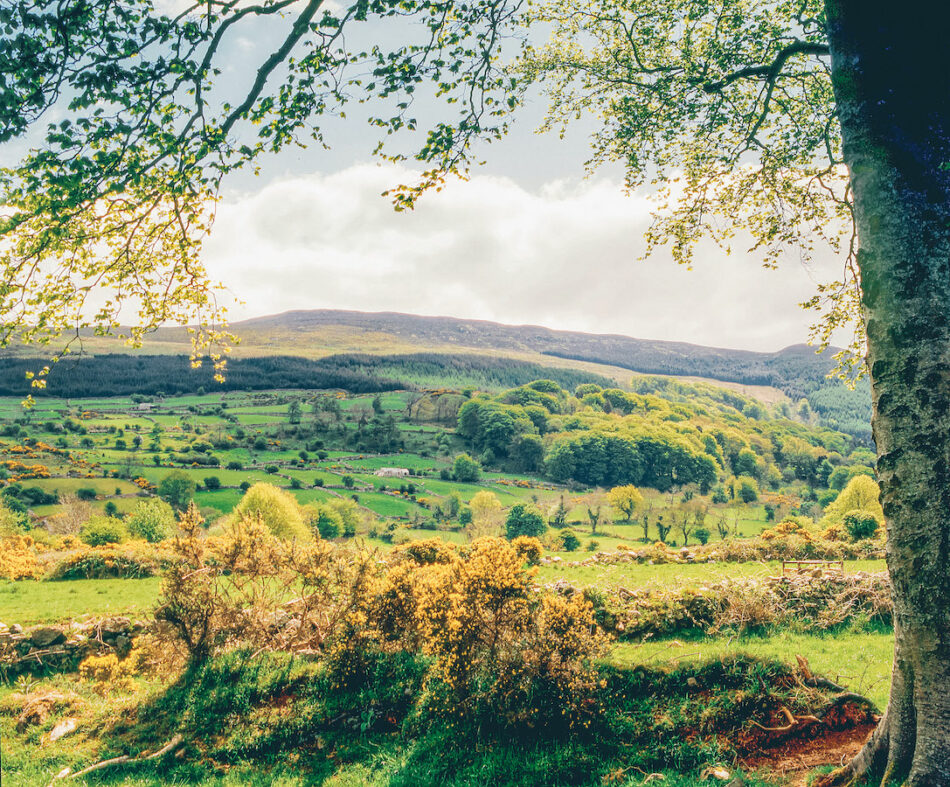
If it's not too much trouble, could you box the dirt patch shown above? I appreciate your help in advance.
[741,723,874,782]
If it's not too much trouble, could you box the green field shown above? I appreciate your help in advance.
[0,578,162,625]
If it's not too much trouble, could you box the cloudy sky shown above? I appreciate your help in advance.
[206,163,843,352]
[182,5,849,353]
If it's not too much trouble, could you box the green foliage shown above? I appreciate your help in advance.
[843,510,882,541]
[452,452,481,482]
[559,529,581,552]
[79,516,128,546]
[736,476,759,503]
[309,505,343,539]
[505,503,546,540]
[233,483,309,541]
[158,470,196,512]
[820,475,884,533]
[126,498,176,543]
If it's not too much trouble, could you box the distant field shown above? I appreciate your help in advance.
[540,558,886,589]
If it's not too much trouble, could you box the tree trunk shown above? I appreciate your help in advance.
[821,3,950,784]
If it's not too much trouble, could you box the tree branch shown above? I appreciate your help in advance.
[701,40,829,94]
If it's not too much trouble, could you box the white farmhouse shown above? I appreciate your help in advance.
[375,467,410,478]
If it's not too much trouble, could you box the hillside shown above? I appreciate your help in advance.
[3,309,873,441]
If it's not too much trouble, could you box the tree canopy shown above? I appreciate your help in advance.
[0,0,524,380]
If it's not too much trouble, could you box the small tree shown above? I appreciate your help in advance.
[452,453,481,483]
[655,515,671,544]
[233,483,309,541]
[843,510,882,542]
[468,490,504,539]
[158,471,196,512]
[559,529,581,552]
[607,484,644,523]
[127,498,176,542]
[505,503,546,540]
[694,527,711,546]
[737,476,759,503]
[548,495,569,528]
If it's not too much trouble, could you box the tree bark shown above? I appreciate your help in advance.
[821,2,950,784]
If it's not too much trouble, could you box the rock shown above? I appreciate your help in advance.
[114,635,132,656]
[10,624,22,635]
[30,626,66,648]
[98,616,132,635]
[701,766,731,781]
[49,717,77,742]
[686,677,700,689]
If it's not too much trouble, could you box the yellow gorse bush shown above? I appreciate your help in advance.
[0,535,43,580]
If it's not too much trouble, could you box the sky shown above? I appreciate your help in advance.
[7,3,849,355]
[186,8,850,354]
[205,163,842,352]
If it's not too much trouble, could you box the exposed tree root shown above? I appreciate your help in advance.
[48,734,184,783]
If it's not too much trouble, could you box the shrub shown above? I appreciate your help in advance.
[226,461,243,471]
[158,470,196,511]
[694,526,711,545]
[203,476,221,490]
[843,509,882,541]
[305,504,343,539]
[736,476,759,503]
[0,535,42,579]
[76,487,98,501]
[265,465,279,474]
[452,453,481,483]
[79,516,128,546]
[290,478,302,489]
[559,529,581,552]
[504,503,546,540]
[233,483,309,541]
[126,498,176,542]
[49,543,169,579]
[510,535,543,565]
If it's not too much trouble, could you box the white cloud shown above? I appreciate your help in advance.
[203,163,847,352]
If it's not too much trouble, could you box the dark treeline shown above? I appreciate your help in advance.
[0,353,614,398]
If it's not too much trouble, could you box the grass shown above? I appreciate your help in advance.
[610,627,894,711]
[0,578,162,625]
[539,558,886,589]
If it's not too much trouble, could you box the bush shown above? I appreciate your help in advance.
[226,461,243,471]
[158,470,196,511]
[79,516,128,546]
[233,483,309,541]
[694,526,711,545]
[510,535,543,565]
[76,487,98,501]
[843,509,882,541]
[305,504,343,539]
[452,453,481,483]
[265,465,279,474]
[0,535,43,579]
[126,498,176,542]
[203,476,221,490]
[559,529,581,552]
[48,543,171,579]
[505,503,546,540]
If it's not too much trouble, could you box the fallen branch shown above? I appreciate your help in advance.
[50,734,184,782]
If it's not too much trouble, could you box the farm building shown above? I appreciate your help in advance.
[375,467,410,478]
